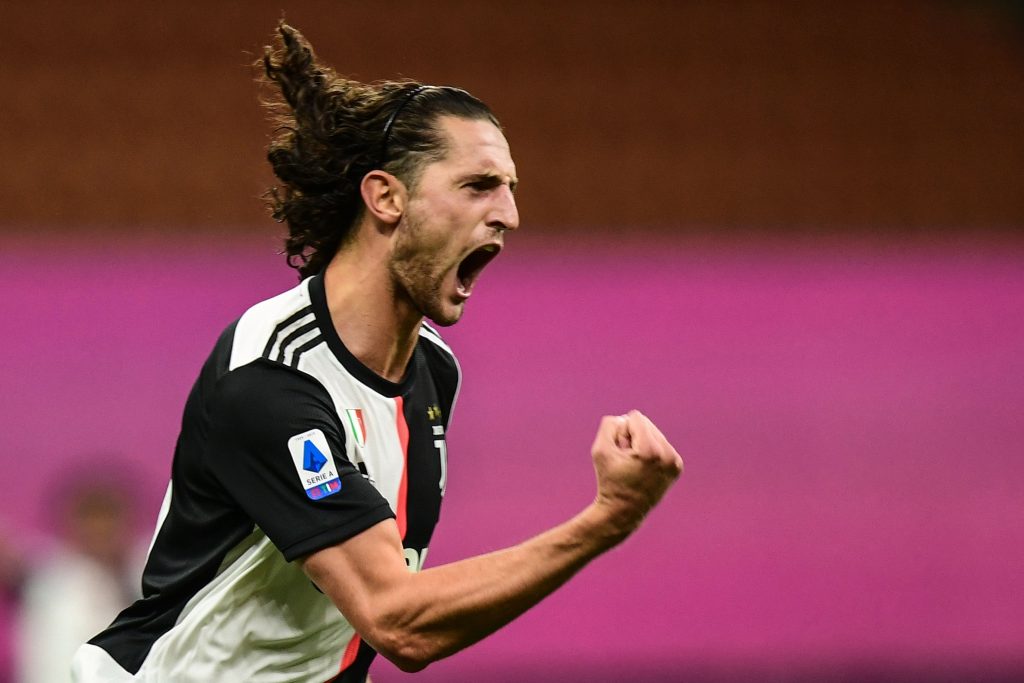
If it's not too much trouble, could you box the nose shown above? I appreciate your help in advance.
[487,185,520,233]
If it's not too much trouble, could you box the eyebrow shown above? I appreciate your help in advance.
[461,172,519,193]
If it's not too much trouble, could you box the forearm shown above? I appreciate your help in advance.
[305,501,629,671]
[390,502,626,659]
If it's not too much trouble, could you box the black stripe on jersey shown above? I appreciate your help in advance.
[288,334,325,368]
[273,320,318,363]
[261,306,314,359]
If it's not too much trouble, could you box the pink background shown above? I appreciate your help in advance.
[2,233,1022,680]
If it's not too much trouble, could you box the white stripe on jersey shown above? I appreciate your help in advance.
[279,326,321,365]
[266,312,316,362]
[418,322,453,354]
[229,284,314,371]
[144,482,173,561]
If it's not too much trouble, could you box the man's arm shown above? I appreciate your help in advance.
[301,410,683,673]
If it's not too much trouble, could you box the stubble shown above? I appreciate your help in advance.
[388,209,462,326]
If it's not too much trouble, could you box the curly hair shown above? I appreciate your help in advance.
[261,23,500,278]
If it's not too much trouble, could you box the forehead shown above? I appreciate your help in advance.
[432,116,517,178]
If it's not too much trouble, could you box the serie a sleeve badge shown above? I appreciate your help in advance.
[287,429,343,500]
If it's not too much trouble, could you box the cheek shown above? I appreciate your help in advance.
[423,210,468,253]
[404,193,477,261]
[421,190,472,226]
[431,206,465,241]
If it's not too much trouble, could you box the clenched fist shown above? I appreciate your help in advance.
[590,410,683,539]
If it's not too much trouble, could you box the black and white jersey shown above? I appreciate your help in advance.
[72,273,460,683]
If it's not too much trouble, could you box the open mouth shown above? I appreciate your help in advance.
[455,243,501,296]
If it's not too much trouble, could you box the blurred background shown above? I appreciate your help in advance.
[1,1,1022,681]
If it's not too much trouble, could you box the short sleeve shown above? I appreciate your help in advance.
[205,359,395,561]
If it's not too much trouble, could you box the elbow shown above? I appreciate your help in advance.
[391,655,430,674]
[371,628,439,673]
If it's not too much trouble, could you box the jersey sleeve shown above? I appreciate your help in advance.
[204,358,395,561]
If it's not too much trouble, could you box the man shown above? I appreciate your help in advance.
[72,23,682,682]
[20,473,142,683]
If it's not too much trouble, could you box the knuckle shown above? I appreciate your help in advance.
[637,449,657,463]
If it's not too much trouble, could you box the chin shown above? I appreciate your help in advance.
[424,301,465,327]
[426,311,462,327]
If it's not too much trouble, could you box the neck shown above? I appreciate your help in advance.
[322,234,421,384]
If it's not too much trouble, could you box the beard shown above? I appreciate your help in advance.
[388,208,464,326]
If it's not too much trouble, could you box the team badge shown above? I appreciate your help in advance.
[287,429,342,500]
[344,408,368,448]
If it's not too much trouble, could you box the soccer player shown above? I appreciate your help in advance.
[71,23,683,682]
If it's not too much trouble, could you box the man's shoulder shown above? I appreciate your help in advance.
[213,358,336,428]
[218,357,325,397]
[230,278,317,370]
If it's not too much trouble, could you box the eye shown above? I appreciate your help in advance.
[461,175,515,195]
[464,180,493,194]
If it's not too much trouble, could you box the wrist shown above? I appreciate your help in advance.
[576,499,637,550]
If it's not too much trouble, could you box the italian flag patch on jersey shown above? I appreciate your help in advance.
[345,408,367,448]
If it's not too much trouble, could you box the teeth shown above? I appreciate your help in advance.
[481,245,498,253]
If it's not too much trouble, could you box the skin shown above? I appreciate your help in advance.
[305,116,683,673]
[323,115,519,383]
[387,117,519,328]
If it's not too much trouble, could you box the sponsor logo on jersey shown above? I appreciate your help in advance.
[344,408,367,448]
[287,429,342,500]
[427,404,441,421]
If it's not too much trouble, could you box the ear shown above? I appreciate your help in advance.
[360,170,406,227]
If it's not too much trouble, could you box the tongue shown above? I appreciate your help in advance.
[456,273,472,296]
